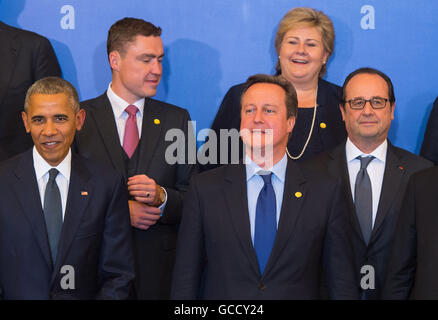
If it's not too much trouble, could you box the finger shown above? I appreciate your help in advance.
[127,184,156,192]
[132,222,154,230]
[137,212,161,221]
[127,175,154,185]
[129,190,156,198]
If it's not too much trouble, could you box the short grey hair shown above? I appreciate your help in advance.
[24,77,80,113]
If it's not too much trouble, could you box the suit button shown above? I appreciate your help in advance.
[259,283,265,290]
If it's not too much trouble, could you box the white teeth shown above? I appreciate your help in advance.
[292,59,308,63]
[45,142,57,146]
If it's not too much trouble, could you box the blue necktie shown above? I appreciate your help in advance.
[254,172,277,274]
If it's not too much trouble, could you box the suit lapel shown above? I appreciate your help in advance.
[136,98,165,174]
[263,159,306,277]
[0,23,19,106]
[89,94,126,177]
[370,143,404,242]
[51,153,92,284]
[328,143,366,243]
[222,164,260,276]
[12,150,53,269]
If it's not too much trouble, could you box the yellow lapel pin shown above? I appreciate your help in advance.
[154,119,160,125]
[295,192,302,198]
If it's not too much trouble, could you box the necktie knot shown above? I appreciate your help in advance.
[357,156,375,170]
[125,105,138,117]
[48,168,59,182]
[259,172,273,185]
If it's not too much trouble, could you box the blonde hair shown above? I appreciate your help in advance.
[274,7,335,77]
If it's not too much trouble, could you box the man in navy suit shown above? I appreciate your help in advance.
[0,77,135,299]
[171,74,358,299]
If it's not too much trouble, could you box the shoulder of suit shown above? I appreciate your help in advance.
[72,152,123,182]
[0,22,50,43]
[389,143,434,170]
[146,97,189,115]
[318,78,342,96]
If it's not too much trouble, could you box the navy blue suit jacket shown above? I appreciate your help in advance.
[171,158,359,299]
[0,150,135,299]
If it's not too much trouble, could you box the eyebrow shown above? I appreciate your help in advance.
[138,53,165,59]
[285,36,321,42]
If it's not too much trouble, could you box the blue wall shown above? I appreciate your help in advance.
[1,0,437,153]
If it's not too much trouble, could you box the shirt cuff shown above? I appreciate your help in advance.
[159,186,168,216]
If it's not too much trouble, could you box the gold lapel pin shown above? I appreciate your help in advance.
[154,119,160,125]
[295,192,302,198]
[81,191,88,196]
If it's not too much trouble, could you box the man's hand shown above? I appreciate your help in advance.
[128,200,161,230]
[127,174,164,207]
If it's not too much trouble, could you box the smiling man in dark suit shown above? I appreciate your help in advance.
[0,21,61,160]
[74,18,195,299]
[0,77,134,299]
[171,74,358,299]
[307,68,432,299]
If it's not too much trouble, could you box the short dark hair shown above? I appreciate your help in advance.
[341,67,395,109]
[241,74,298,119]
[107,17,161,56]
[24,77,80,113]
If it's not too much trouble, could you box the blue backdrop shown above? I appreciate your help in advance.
[1,0,437,153]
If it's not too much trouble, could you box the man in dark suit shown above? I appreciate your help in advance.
[383,166,438,299]
[0,77,134,299]
[171,74,358,299]
[74,18,195,299]
[420,97,438,165]
[0,21,61,160]
[307,68,432,299]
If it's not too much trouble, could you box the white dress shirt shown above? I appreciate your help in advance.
[346,138,387,228]
[107,82,167,213]
[106,83,144,145]
[33,147,71,220]
[246,154,287,243]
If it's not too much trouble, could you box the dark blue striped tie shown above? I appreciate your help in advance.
[254,173,277,274]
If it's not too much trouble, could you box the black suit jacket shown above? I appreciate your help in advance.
[201,78,347,171]
[171,158,358,299]
[382,167,438,299]
[307,141,432,299]
[0,149,135,299]
[74,93,195,299]
[0,22,61,160]
[420,96,438,165]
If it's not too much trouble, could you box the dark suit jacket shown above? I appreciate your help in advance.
[171,158,359,299]
[0,149,135,299]
[420,96,438,165]
[382,167,438,299]
[0,22,61,160]
[306,141,432,299]
[201,78,347,171]
[74,93,195,299]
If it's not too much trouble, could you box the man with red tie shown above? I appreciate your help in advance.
[74,18,195,299]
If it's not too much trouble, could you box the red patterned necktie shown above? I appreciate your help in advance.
[123,105,139,158]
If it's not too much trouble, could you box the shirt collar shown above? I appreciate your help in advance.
[345,138,388,163]
[33,146,72,182]
[245,153,288,183]
[106,82,144,119]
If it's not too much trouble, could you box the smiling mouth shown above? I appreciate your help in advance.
[42,141,60,149]
[292,59,309,64]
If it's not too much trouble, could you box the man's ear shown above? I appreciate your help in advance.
[21,111,30,133]
[108,51,121,72]
[75,109,86,131]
